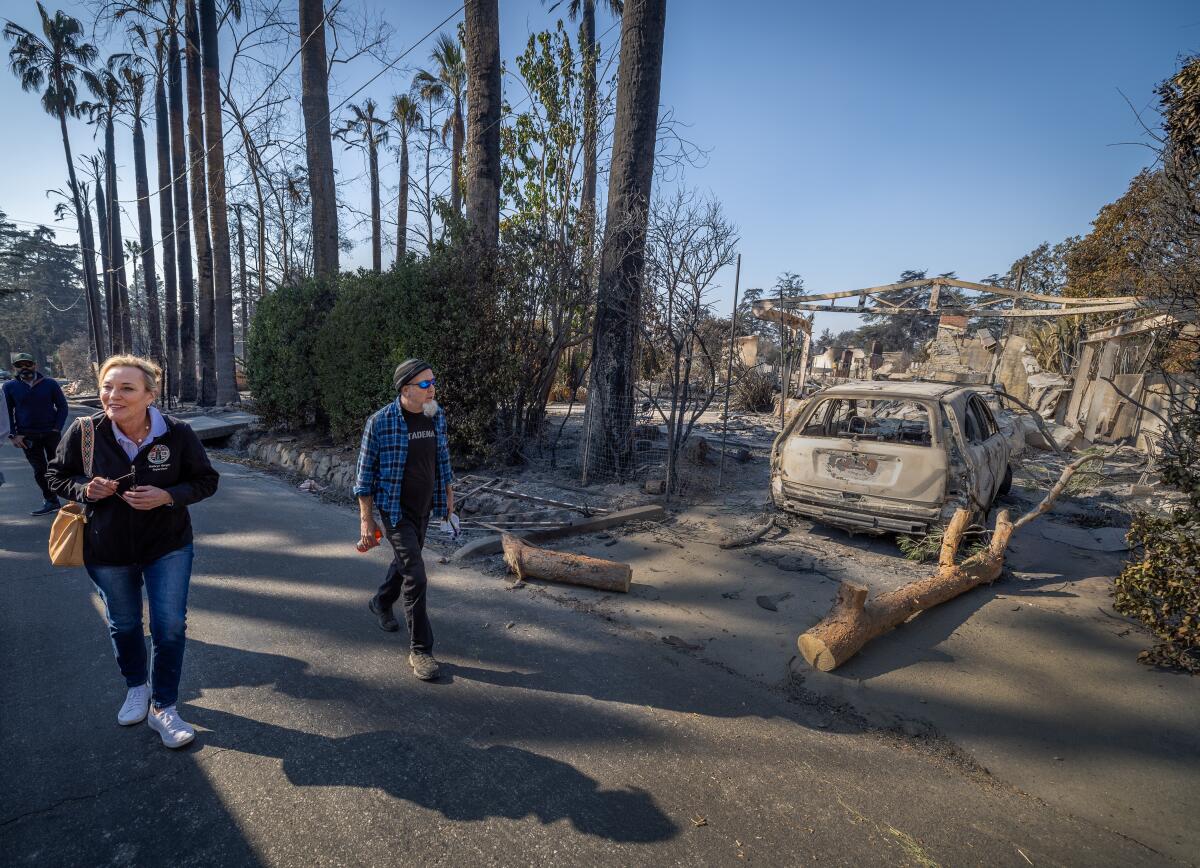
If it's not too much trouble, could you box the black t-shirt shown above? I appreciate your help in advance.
[400,409,437,518]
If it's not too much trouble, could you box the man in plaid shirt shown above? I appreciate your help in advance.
[354,358,455,680]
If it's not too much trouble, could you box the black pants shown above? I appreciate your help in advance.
[375,511,433,653]
[20,431,61,502]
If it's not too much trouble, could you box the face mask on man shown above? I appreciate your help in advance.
[17,368,35,381]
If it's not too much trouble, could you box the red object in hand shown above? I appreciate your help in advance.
[356,528,382,553]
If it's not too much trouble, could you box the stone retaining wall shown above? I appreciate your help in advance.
[241,434,358,496]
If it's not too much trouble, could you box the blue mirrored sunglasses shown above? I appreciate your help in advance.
[410,378,436,389]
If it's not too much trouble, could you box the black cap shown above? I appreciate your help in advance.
[393,358,432,392]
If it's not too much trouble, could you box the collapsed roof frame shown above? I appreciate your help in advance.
[752,277,1143,321]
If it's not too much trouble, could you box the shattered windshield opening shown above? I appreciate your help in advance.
[800,398,933,446]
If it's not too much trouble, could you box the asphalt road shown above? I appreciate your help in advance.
[0,425,1181,866]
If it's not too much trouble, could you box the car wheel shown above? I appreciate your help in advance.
[996,465,1013,500]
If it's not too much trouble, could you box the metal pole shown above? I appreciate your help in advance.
[718,253,741,488]
[778,280,788,429]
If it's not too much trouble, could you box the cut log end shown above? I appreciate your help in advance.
[797,634,838,671]
[501,533,632,593]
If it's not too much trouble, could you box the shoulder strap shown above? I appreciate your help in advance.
[81,416,95,478]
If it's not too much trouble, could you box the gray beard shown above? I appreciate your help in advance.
[422,399,439,418]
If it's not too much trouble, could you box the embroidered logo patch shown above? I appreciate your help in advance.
[148,444,171,465]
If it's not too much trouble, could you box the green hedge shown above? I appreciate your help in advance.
[245,279,336,429]
[248,248,514,463]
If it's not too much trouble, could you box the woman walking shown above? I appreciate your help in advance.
[47,356,218,748]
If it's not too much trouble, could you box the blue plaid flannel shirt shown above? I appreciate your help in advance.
[353,399,454,525]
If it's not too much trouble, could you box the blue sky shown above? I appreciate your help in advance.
[1,0,1195,335]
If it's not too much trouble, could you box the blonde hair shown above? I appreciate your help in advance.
[98,355,162,396]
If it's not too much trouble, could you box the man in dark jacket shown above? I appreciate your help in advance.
[4,353,69,515]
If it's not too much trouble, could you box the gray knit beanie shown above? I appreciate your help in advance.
[393,358,432,392]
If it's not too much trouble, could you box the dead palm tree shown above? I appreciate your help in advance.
[549,0,623,275]
[151,26,180,390]
[299,0,339,279]
[81,59,134,352]
[582,0,666,481]
[416,32,466,216]
[4,3,106,362]
[182,0,216,405]
[390,94,420,261]
[117,52,164,365]
[411,69,446,249]
[335,98,389,273]
[464,0,501,248]
[198,0,238,403]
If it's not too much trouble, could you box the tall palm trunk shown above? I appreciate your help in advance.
[424,94,434,248]
[168,23,196,401]
[184,0,216,405]
[299,0,339,279]
[199,0,237,402]
[580,0,598,281]
[450,96,463,216]
[132,107,163,365]
[60,110,106,361]
[582,0,667,481]
[94,176,115,351]
[369,136,381,271]
[464,0,501,248]
[104,117,133,351]
[396,135,409,260]
[155,64,180,390]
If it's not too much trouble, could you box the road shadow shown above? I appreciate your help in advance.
[192,706,678,844]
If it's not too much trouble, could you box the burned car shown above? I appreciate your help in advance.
[770,382,1011,535]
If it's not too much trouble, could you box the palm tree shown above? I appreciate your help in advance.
[82,59,134,353]
[464,0,501,248]
[390,94,420,261]
[411,70,446,249]
[167,11,196,401]
[582,0,666,481]
[85,154,115,349]
[4,4,106,363]
[152,27,180,391]
[118,53,164,365]
[299,0,339,279]
[198,0,237,403]
[335,99,389,272]
[550,0,623,275]
[416,33,466,216]
[182,0,216,405]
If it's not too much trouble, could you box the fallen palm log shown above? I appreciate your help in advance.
[501,534,632,593]
[797,450,1114,671]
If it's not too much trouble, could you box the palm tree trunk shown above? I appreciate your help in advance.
[424,94,434,249]
[59,110,106,363]
[451,96,464,216]
[582,0,667,481]
[299,0,340,279]
[396,135,409,260]
[199,0,238,403]
[580,0,598,283]
[95,178,115,352]
[464,0,501,248]
[184,0,216,405]
[169,22,197,402]
[155,65,180,391]
[105,118,133,352]
[132,113,163,366]
[369,137,381,271]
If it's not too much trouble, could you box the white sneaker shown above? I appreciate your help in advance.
[147,705,195,748]
[117,683,151,726]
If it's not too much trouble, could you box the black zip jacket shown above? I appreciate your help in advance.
[46,413,220,566]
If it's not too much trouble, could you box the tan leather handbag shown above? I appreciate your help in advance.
[48,416,94,567]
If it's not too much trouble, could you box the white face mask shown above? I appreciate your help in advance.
[422,399,439,418]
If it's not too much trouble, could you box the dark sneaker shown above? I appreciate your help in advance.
[409,651,439,681]
[31,500,58,516]
[368,597,399,632]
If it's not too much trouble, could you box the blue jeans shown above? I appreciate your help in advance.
[86,544,194,709]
